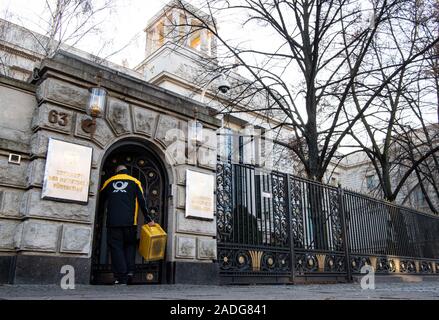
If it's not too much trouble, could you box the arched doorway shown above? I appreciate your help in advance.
[91,139,168,285]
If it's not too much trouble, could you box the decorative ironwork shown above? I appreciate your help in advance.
[349,256,370,273]
[287,176,346,253]
[249,250,263,271]
[289,179,305,248]
[92,147,165,285]
[235,250,251,271]
[272,174,288,246]
[218,249,234,271]
[217,246,290,276]
[316,254,326,272]
[260,251,290,272]
[216,162,233,242]
[328,189,344,251]
[420,261,434,274]
[375,257,396,273]
[324,254,346,273]
[216,160,439,284]
[216,161,292,280]
[295,253,319,274]
[400,260,417,273]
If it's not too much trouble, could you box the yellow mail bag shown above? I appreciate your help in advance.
[138,224,167,261]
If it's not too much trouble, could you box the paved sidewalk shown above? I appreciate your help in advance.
[0,281,438,300]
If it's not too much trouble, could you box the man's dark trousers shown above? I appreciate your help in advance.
[107,226,137,283]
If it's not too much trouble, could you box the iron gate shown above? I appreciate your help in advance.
[216,160,439,284]
[216,161,292,283]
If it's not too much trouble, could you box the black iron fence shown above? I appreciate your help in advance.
[216,160,439,283]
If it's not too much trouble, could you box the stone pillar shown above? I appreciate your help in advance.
[171,10,180,41]
[9,76,106,284]
[211,34,218,59]
[145,30,151,57]
[156,114,219,284]
[200,29,209,53]
[184,21,191,47]
[163,16,172,44]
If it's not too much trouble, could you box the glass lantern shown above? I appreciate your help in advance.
[188,120,203,143]
[87,87,107,118]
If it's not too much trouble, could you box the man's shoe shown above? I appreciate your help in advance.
[127,273,134,285]
[113,280,127,286]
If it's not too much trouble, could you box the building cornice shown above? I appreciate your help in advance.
[148,70,295,132]
[135,42,212,71]
[0,75,36,93]
[35,51,221,128]
[0,41,41,62]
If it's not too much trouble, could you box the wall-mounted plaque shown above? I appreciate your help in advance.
[185,170,214,220]
[42,138,93,204]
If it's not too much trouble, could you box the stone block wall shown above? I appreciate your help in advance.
[0,53,221,284]
[0,78,35,258]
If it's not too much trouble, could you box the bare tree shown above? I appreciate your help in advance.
[0,6,16,77]
[0,0,146,81]
[35,0,116,58]
[397,124,439,214]
[345,0,439,204]
[422,1,439,124]
[167,0,439,183]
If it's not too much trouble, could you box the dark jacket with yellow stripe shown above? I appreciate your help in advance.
[100,170,152,227]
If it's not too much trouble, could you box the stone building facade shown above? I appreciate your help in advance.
[1,1,437,286]
[339,143,439,214]
[0,51,221,285]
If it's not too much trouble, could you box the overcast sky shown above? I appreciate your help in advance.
[1,0,436,136]
[0,0,268,68]
[0,0,174,67]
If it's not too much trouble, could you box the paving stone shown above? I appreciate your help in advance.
[0,281,438,300]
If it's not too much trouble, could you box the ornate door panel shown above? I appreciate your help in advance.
[91,145,166,285]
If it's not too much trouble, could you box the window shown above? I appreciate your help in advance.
[242,128,256,165]
[238,135,244,164]
[366,175,375,190]
[206,31,213,56]
[218,128,233,161]
[188,29,213,55]
[414,189,426,205]
[190,34,201,51]
[218,127,263,165]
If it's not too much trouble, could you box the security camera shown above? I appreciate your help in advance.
[217,78,231,94]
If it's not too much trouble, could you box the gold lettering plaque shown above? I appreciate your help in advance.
[42,138,93,203]
[185,170,214,220]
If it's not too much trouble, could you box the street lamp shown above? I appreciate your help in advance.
[82,82,107,135]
